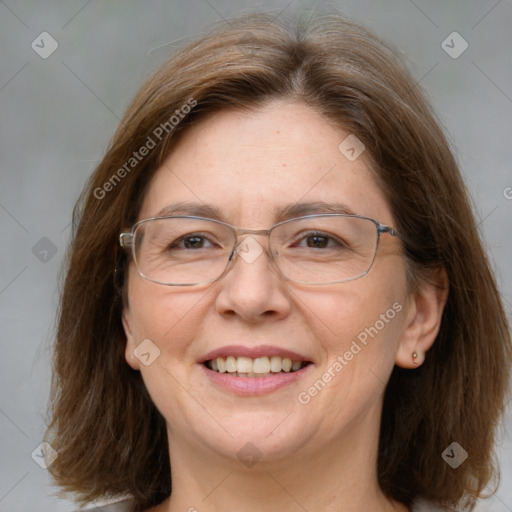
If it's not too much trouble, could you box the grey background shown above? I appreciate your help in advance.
[1,1,511,511]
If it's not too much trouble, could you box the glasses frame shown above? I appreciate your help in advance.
[119,214,400,286]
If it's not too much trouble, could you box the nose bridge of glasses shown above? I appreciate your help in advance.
[231,226,272,251]
[226,226,281,276]
[234,227,271,237]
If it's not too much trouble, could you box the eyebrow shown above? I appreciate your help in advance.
[155,200,357,223]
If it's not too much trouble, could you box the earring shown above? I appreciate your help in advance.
[412,351,419,365]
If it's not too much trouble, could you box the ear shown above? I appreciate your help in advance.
[122,305,141,371]
[395,268,449,368]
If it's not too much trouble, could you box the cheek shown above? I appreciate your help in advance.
[294,286,405,425]
[295,266,407,383]
[126,272,208,358]
[125,278,212,419]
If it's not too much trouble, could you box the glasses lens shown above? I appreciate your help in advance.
[131,215,379,285]
[133,218,234,285]
[271,216,378,284]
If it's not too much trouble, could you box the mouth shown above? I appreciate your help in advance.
[199,345,313,395]
[204,355,311,377]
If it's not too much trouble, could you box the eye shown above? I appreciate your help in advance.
[294,231,346,249]
[169,233,217,250]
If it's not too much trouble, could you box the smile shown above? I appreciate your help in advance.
[199,345,313,395]
[204,355,310,376]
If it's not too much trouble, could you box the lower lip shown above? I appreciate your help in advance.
[201,364,312,396]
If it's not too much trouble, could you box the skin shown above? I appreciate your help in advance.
[122,101,448,512]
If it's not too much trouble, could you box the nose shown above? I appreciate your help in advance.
[214,235,292,323]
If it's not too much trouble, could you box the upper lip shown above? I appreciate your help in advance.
[199,344,312,363]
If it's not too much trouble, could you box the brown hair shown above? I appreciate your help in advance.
[45,12,511,511]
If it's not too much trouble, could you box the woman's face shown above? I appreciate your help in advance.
[123,101,411,465]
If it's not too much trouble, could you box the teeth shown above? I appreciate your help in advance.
[282,357,292,372]
[237,357,252,373]
[207,355,307,375]
[217,357,226,373]
[291,361,301,371]
[253,356,270,374]
[270,356,282,372]
[226,356,237,373]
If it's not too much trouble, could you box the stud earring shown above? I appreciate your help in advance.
[412,351,419,365]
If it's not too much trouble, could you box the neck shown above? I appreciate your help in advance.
[154,404,408,512]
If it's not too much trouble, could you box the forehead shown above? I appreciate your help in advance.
[139,101,393,227]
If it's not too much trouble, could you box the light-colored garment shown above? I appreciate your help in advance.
[79,498,134,511]
[412,499,449,511]
[80,497,448,511]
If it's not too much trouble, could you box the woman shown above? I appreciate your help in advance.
[45,12,511,512]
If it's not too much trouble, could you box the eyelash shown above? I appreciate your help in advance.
[169,234,219,250]
[291,231,345,249]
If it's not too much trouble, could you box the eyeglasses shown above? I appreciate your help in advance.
[119,214,400,286]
